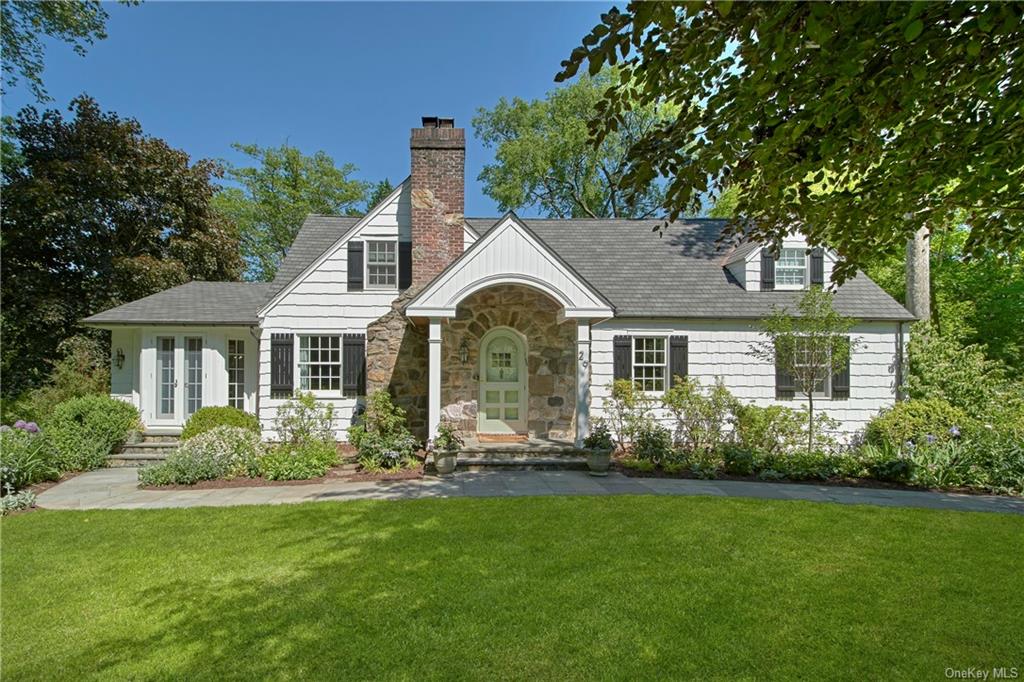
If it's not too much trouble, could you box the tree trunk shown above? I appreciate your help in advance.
[807,392,814,455]
[905,226,930,322]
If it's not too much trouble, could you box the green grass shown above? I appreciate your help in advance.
[3,497,1022,680]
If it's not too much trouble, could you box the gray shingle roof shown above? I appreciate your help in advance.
[83,282,276,326]
[86,213,913,325]
[271,214,361,291]
[465,217,914,321]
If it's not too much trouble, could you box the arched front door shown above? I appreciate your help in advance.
[478,328,528,434]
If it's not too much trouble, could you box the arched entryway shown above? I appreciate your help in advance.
[477,327,528,434]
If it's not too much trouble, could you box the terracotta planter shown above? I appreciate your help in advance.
[434,451,458,475]
[587,447,613,476]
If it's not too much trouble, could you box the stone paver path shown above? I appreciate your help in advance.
[36,468,1024,515]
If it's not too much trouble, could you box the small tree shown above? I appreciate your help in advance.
[749,288,857,454]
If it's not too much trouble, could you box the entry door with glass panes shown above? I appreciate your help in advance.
[478,330,527,434]
[152,335,205,426]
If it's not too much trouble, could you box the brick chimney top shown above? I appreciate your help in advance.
[410,117,465,286]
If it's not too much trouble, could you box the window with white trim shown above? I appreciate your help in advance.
[366,240,397,288]
[776,248,807,288]
[793,336,831,397]
[298,335,341,392]
[227,339,245,410]
[633,337,666,392]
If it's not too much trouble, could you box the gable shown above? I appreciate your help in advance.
[406,214,614,319]
[259,178,411,317]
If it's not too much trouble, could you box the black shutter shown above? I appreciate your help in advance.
[398,242,412,290]
[347,241,364,291]
[760,248,776,291]
[270,333,294,399]
[342,334,366,398]
[669,335,689,387]
[613,336,631,382]
[832,336,851,400]
[775,343,795,399]
[810,247,825,285]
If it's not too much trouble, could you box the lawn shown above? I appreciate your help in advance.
[2,497,1022,680]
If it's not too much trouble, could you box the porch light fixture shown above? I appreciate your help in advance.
[458,339,469,365]
[114,348,125,370]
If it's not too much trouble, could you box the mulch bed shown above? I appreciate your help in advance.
[613,462,1014,497]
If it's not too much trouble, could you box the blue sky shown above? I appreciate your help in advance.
[2,1,611,217]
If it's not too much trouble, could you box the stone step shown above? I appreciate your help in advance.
[428,452,588,472]
[119,442,179,455]
[139,432,181,444]
[107,452,167,468]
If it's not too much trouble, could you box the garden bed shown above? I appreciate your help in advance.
[613,460,1020,497]
[140,458,425,490]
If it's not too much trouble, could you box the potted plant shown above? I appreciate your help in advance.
[430,420,463,475]
[583,420,615,476]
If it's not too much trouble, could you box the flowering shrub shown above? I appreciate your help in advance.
[429,420,464,454]
[275,392,335,444]
[350,390,419,472]
[182,406,260,440]
[0,427,59,491]
[604,379,656,452]
[865,398,971,450]
[260,441,338,480]
[46,395,141,471]
[662,377,737,455]
[139,426,263,486]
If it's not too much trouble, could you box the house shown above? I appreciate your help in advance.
[85,117,915,445]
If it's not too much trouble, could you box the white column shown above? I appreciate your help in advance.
[575,320,591,447]
[428,317,442,440]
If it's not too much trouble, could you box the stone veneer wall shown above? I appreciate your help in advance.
[365,289,429,439]
[440,285,576,440]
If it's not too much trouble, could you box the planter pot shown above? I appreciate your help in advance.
[434,451,458,475]
[587,448,613,476]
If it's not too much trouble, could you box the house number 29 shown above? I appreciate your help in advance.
[578,351,588,369]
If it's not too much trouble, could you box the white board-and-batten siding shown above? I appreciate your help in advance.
[589,319,902,438]
[257,181,412,440]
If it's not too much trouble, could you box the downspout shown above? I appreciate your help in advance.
[895,322,905,402]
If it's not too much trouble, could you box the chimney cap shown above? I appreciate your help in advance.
[420,116,455,128]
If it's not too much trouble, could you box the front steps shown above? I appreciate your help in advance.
[107,433,179,468]
[429,440,587,472]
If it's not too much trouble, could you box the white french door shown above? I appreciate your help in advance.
[152,334,204,426]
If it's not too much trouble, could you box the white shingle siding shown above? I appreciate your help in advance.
[257,182,412,440]
[589,319,902,439]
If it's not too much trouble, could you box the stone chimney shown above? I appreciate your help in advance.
[410,116,465,286]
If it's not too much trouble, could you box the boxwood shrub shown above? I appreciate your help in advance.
[865,397,971,448]
[46,396,141,471]
[181,406,260,441]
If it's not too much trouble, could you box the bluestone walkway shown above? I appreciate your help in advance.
[36,467,1024,515]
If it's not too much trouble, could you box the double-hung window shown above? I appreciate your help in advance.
[298,335,341,392]
[793,337,830,397]
[632,337,666,392]
[366,240,397,288]
[776,248,808,288]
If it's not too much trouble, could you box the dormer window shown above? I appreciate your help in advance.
[775,248,808,289]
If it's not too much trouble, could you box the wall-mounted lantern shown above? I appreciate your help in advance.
[458,339,470,365]
[114,348,125,370]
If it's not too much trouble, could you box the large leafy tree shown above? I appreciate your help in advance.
[557,2,1024,281]
[1,96,242,397]
[474,69,675,218]
[1,1,124,102]
[212,143,370,281]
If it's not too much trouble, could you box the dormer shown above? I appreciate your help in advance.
[725,234,834,292]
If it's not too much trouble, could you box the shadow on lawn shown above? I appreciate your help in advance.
[33,496,1024,679]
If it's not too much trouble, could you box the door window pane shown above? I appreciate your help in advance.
[157,337,175,418]
[185,337,203,417]
[228,339,245,410]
